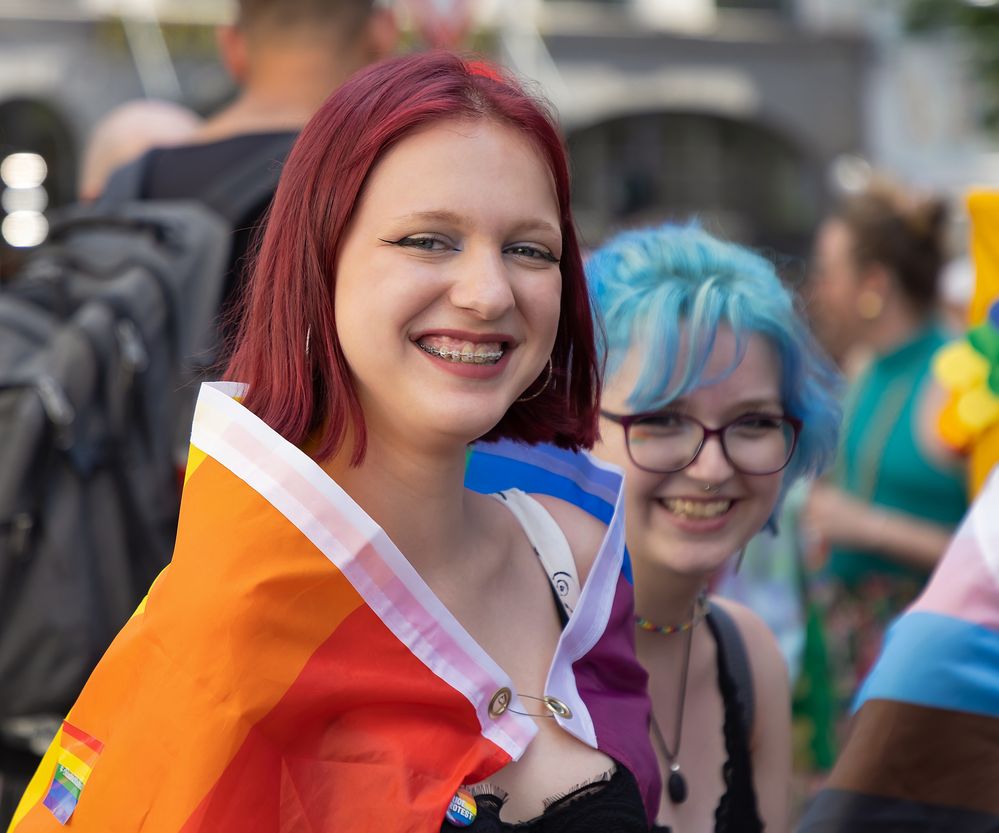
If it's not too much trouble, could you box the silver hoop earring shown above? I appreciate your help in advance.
[305,326,312,357]
[734,547,747,573]
[516,358,553,403]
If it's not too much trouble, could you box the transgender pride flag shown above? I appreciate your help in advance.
[798,469,999,832]
[9,382,656,832]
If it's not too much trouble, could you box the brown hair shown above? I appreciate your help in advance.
[834,177,947,313]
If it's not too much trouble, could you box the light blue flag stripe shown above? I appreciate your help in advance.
[855,610,999,719]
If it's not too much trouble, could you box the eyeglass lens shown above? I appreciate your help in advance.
[627,414,795,474]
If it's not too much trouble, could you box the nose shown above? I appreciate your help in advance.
[683,433,735,485]
[448,246,515,320]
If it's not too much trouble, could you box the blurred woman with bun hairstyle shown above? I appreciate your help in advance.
[804,177,968,740]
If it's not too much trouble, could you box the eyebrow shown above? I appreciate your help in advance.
[390,210,560,237]
[670,397,783,412]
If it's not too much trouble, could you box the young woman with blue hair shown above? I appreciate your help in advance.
[588,223,841,833]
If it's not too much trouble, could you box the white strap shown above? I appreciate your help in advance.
[492,488,581,617]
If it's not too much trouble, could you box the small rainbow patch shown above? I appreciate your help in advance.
[42,722,103,824]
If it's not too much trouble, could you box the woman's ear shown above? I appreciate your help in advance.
[216,24,249,84]
[856,262,892,321]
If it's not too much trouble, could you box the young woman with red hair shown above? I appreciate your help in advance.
[223,49,659,832]
[10,52,658,833]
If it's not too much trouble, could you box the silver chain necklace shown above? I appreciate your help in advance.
[649,614,694,804]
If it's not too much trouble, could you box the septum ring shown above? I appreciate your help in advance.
[701,482,720,494]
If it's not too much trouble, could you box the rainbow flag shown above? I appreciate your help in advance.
[797,469,999,832]
[10,382,657,832]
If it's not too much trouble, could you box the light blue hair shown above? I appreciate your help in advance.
[587,222,842,524]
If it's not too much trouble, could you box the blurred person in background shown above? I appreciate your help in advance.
[588,223,841,833]
[798,189,999,833]
[77,99,202,202]
[101,0,398,326]
[801,178,968,756]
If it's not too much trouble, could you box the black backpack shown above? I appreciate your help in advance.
[0,136,293,756]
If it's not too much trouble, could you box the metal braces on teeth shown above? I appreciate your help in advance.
[421,343,503,364]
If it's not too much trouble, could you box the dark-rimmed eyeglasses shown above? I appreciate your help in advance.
[600,410,802,476]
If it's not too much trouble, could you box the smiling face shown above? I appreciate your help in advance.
[594,327,785,579]
[333,118,563,453]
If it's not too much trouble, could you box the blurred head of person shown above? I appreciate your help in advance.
[809,177,948,364]
[218,0,398,95]
[78,99,202,201]
[225,51,599,465]
[589,223,840,579]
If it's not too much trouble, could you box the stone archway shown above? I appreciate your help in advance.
[567,109,824,261]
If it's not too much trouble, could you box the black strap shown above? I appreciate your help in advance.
[706,605,755,739]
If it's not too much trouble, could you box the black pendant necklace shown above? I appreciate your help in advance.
[649,607,696,805]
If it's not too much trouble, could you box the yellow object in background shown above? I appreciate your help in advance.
[933,341,989,392]
[966,191,999,496]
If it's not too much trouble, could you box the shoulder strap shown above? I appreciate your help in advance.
[708,603,755,738]
[491,488,581,618]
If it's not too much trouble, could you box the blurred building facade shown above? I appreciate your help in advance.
[0,0,993,269]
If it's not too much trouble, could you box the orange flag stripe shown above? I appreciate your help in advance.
[13,456,366,831]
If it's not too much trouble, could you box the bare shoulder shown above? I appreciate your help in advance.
[529,493,607,585]
[710,597,787,684]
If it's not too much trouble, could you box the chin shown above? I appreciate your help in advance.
[645,533,743,577]
[432,412,508,447]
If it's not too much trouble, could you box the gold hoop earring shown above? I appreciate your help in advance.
[517,358,553,403]
[857,289,884,320]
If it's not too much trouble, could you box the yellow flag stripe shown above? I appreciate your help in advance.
[184,444,208,486]
[56,747,93,782]
[8,727,63,831]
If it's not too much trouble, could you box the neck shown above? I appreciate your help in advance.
[631,555,707,627]
[321,430,473,574]
[197,51,361,141]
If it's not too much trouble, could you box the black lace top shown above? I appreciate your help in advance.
[440,765,650,832]
[651,610,764,833]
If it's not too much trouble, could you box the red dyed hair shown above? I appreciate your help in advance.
[225,51,599,464]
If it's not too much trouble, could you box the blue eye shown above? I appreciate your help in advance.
[505,244,559,264]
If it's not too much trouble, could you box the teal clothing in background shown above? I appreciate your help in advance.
[827,324,967,587]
